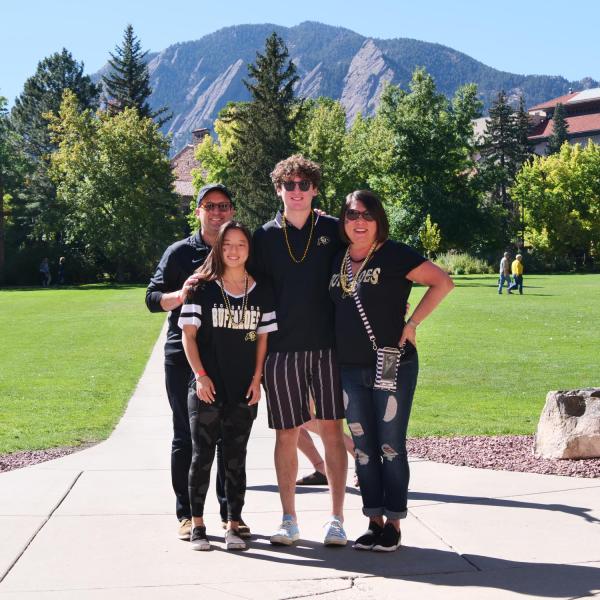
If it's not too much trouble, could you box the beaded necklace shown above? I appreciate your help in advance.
[282,210,315,264]
[339,242,378,297]
[218,272,249,326]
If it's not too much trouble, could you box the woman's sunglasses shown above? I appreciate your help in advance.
[345,209,375,222]
[282,180,312,192]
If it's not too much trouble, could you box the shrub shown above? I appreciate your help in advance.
[434,252,494,275]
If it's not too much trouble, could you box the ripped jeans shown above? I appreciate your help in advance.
[341,354,418,520]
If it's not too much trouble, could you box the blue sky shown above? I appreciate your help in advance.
[2,0,599,106]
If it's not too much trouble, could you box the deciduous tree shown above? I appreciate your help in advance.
[48,91,181,280]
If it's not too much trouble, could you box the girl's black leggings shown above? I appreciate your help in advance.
[188,390,256,521]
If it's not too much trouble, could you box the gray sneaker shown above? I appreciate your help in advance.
[190,526,211,551]
[225,528,247,551]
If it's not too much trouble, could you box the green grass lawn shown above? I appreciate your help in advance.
[1,275,598,454]
[0,285,165,454]
[410,273,599,436]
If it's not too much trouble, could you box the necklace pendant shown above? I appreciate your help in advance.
[245,331,257,342]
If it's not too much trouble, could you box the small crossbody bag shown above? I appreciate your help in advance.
[345,259,404,391]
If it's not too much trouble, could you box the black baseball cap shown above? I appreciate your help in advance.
[196,183,234,207]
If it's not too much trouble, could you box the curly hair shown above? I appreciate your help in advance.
[270,154,321,189]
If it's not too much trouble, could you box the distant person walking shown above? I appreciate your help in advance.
[498,252,511,294]
[508,254,524,294]
[39,258,51,287]
[57,257,66,285]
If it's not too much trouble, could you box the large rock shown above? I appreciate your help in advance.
[534,388,600,459]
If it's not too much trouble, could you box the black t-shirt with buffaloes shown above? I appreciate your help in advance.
[253,212,343,353]
[178,280,277,402]
[329,240,427,367]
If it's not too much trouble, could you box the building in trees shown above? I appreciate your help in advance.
[528,88,600,154]
[170,128,209,211]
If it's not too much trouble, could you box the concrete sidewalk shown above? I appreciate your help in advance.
[1,326,599,599]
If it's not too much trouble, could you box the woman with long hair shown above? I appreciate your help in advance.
[329,191,453,552]
[179,221,277,551]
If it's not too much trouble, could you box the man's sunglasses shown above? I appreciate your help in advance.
[282,180,312,192]
[345,209,375,222]
[201,202,233,212]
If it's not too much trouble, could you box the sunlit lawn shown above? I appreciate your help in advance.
[410,274,599,436]
[1,275,599,454]
[0,285,165,454]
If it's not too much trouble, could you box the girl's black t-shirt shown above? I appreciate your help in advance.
[178,279,277,401]
[329,240,426,367]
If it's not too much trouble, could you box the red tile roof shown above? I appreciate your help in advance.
[528,113,600,140]
[529,92,579,111]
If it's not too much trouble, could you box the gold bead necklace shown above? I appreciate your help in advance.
[218,272,249,326]
[282,210,315,264]
[339,242,378,296]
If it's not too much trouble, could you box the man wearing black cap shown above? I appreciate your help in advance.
[146,184,250,540]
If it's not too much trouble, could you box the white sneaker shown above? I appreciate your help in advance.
[270,514,300,545]
[323,516,347,546]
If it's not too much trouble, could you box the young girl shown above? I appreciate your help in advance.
[178,221,277,551]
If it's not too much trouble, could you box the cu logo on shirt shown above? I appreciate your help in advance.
[317,236,330,246]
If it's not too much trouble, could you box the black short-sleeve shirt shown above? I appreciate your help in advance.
[253,211,343,352]
[178,280,277,401]
[329,240,427,367]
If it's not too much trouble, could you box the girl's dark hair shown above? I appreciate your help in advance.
[339,190,389,244]
[195,221,252,282]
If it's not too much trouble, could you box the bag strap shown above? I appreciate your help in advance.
[346,257,378,351]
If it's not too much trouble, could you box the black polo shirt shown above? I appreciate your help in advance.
[145,231,211,364]
[253,211,343,352]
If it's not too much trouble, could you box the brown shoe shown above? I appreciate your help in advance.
[296,471,328,485]
[178,518,192,541]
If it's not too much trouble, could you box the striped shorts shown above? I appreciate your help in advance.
[263,348,344,430]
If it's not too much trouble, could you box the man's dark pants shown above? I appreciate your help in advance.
[165,361,227,522]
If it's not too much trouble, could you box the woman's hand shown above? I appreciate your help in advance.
[398,321,417,349]
[196,375,216,403]
[246,377,261,406]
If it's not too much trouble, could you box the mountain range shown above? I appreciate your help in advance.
[115,21,597,154]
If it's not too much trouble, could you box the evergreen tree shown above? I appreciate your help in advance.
[102,24,170,126]
[0,97,30,281]
[10,49,100,250]
[546,103,570,155]
[478,90,530,244]
[227,33,301,228]
[12,48,100,158]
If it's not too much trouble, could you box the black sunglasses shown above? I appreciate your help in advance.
[282,180,312,192]
[345,209,375,222]
[201,202,233,212]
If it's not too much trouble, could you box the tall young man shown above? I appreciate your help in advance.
[253,155,348,546]
[146,184,250,540]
